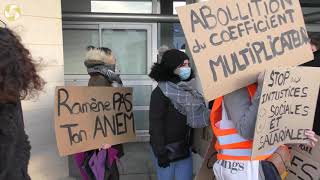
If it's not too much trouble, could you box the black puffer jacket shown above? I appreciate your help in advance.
[149,77,191,159]
[0,102,31,180]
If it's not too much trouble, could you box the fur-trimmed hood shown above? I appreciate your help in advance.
[84,49,115,68]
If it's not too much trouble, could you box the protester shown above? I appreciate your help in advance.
[302,35,320,135]
[210,70,318,179]
[149,49,210,180]
[73,46,124,180]
[0,24,45,180]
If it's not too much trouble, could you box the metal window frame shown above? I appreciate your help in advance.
[63,21,157,135]
[99,22,153,76]
[305,12,320,24]
[63,13,179,23]
[63,21,157,77]
[306,24,320,32]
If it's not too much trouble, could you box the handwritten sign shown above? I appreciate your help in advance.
[54,86,136,156]
[287,135,320,180]
[176,0,313,100]
[251,67,320,159]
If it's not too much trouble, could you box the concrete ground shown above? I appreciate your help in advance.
[113,143,157,180]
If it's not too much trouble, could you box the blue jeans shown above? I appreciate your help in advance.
[152,150,193,180]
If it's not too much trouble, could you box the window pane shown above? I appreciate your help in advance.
[91,1,152,14]
[102,29,148,75]
[159,23,186,51]
[133,110,149,130]
[63,29,99,74]
[128,85,152,106]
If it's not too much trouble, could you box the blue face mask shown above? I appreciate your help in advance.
[178,67,191,80]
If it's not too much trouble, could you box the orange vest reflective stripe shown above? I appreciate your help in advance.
[210,84,274,160]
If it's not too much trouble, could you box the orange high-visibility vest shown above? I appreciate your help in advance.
[211,84,274,160]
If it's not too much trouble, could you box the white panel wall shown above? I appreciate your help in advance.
[1,1,67,179]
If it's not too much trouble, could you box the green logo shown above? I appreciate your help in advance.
[4,4,21,21]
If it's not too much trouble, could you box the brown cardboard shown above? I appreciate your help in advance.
[195,138,217,180]
[176,0,314,100]
[251,67,320,159]
[287,135,320,180]
[54,86,136,156]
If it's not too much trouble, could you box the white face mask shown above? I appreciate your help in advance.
[175,67,191,80]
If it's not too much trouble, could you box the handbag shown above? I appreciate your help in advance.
[165,141,190,162]
[266,145,291,180]
[165,127,191,162]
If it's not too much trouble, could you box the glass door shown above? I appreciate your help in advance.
[62,22,157,140]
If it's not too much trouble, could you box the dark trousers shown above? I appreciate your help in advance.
[105,162,119,180]
[261,161,281,180]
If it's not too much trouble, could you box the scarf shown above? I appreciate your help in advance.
[87,65,123,85]
[158,79,210,128]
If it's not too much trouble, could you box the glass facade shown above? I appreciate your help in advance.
[63,23,154,132]
[63,0,189,132]
[63,29,99,75]
[101,29,148,75]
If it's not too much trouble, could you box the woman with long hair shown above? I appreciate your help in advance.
[0,23,45,180]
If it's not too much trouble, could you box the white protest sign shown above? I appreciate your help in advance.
[252,67,320,159]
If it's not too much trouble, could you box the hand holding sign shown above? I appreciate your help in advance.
[305,130,318,147]
[251,67,320,159]
[288,135,320,180]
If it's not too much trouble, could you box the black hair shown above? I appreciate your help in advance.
[0,27,45,102]
[149,49,193,82]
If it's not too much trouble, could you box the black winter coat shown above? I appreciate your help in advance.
[0,102,31,180]
[149,80,191,159]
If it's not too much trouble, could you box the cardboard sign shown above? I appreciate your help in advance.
[195,138,216,180]
[54,86,136,156]
[287,135,320,180]
[177,0,313,100]
[251,67,320,159]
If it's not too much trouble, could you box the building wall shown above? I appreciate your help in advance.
[0,1,67,179]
